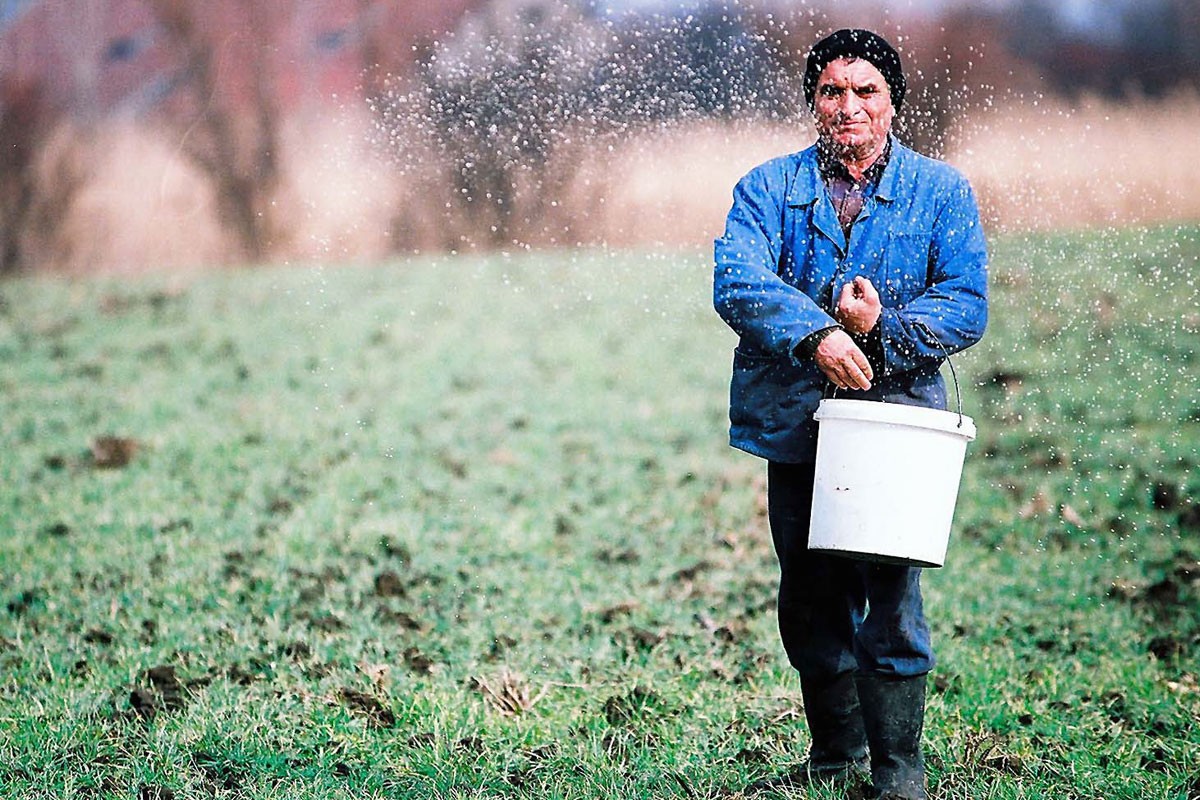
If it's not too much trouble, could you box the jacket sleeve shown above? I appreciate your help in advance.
[713,165,838,363]
[877,176,988,376]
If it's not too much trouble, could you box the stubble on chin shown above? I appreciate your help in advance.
[819,133,874,163]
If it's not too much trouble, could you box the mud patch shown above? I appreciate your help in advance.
[403,646,436,674]
[83,628,114,646]
[42,522,71,537]
[373,570,407,598]
[602,686,667,726]
[337,687,395,727]
[6,589,46,616]
[90,436,141,469]
[375,607,424,631]
[129,665,188,721]
[191,750,243,793]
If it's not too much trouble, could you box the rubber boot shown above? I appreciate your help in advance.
[748,671,869,794]
[856,673,928,799]
[798,671,870,780]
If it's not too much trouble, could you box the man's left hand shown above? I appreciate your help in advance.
[835,276,882,334]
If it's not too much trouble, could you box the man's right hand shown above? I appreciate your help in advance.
[814,329,873,391]
[835,276,882,335]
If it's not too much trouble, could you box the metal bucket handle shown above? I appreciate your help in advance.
[914,320,966,429]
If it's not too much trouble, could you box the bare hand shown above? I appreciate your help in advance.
[814,329,873,391]
[835,276,882,335]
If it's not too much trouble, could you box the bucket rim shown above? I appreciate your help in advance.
[808,545,944,568]
[813,398,976,440]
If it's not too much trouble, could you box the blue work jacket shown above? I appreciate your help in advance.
[713,137,988,463]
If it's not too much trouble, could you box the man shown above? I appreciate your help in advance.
[713,29,988,800]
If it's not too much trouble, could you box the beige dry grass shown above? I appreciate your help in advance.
[18,94,1200,273]
[273,107,402,264]
[582,118,815,249]
[948,91,1200,233]
[31,120,229,274]
[595,93,1200,248]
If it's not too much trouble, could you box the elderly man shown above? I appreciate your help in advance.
[713,29,988,800]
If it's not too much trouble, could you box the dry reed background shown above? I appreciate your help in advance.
[951,92,1200,234]
[24,92,1200,274]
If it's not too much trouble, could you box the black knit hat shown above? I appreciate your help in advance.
[803,28,906,110]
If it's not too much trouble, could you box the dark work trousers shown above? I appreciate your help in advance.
[766,461,934,680]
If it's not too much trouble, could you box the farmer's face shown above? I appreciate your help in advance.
[814,57,895,162]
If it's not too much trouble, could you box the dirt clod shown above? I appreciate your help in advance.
[373,570,407,598]
[403,646,436,674]
[337,687,396,727]
[90,436,140,468]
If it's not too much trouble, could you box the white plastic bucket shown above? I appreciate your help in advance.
[808,399,976,568]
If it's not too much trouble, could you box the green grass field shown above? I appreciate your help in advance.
[2,225,1198,799]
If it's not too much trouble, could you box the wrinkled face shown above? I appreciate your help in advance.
[813,57,895,162]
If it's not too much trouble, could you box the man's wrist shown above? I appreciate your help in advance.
[797,325,843,359]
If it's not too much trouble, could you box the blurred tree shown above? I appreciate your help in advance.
[0,77,82,273]
[894,7,1040,157]
[382,0,612,248]
[1007,0,1200,99]
[378,0,800,249]
[144,0,286,262]
[591,6,800,124]
[0,78,46,273]
[1176,0,1200,86]
[1121,0,1200,96]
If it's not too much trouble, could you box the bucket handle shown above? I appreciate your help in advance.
[914,320,966,429]
[824,320,967,429]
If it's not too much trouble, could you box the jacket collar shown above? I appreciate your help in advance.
[786,134,905,208]
[817,138,891,186]
[874,136,901,203]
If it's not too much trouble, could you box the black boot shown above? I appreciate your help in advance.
[799,670,870,780]
[856,673,928,799]
[749,672,869,795]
